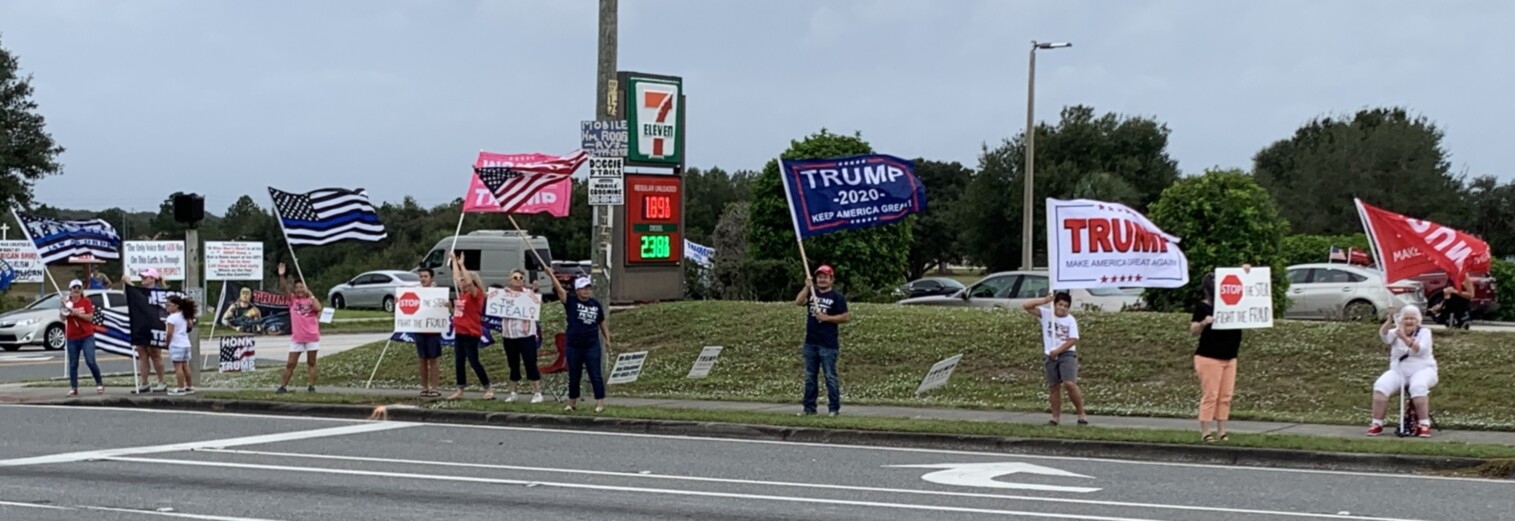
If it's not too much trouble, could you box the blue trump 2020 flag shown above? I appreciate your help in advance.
[779,154,926,239]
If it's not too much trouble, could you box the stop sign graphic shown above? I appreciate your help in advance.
[398,292,421,315]
[1219,274,1245,306]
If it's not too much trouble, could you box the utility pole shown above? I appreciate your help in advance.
[185,228,203,384]
[1021,41,1071,271]
[592,0,617,305]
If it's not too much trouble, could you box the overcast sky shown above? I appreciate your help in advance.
[3,0,1511,213]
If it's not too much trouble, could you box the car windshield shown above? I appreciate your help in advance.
[393,273,421,282]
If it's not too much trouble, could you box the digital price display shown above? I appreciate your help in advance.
[625,174,683,264]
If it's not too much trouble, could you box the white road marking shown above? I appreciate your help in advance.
[0,404,356,423]
[10,403,1512,485]
[196,448,1426,521]
[0,422,410,467]
[104,456,1173,521]
[889,462,1100,493]
[0,499,71,510]
[79,506,289,521]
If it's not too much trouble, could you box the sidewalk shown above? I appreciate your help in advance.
[6,382,1515,447]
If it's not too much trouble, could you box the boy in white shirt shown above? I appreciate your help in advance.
[1023,291,1087,426]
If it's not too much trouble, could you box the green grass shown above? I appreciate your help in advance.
[193,308,392,337]
[202,301,1515,431]
[198,390,1515,461]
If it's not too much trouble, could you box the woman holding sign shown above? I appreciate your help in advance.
[497,269,544,403]
[1189,265,1249,443]
[550,275,608,413]
[448,251,493,400]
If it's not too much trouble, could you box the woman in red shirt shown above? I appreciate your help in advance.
[63,279,103,396]
[448,251,492,400]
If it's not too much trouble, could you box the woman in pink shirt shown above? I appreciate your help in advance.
[275,262,323,394]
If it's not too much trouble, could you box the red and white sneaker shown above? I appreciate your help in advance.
[1417,425,1432,438]
[1367,424,1384,437]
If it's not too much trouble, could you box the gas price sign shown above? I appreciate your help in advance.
[626,174,683,264]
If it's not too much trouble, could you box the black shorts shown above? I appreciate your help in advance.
[414,334,442,360]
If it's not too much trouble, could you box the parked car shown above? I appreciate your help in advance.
[327,270,422,313]
[1409,270,1499,318]
[897,271,1143,312]
[897,277,967,299]
[552,261,588,285]
[0,290,124,351]
[1283,264,1426,321]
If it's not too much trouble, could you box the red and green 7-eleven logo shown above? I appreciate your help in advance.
[628,78,681,164]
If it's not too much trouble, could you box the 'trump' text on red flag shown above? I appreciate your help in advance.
[473,150,588,214]
[1354,199,1492,284]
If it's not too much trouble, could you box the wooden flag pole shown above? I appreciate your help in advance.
[775,159,817,297]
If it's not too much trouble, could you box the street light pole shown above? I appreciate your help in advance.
[1021,40,1071,271]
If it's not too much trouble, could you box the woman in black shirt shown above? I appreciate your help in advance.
[1190,267,1248,443]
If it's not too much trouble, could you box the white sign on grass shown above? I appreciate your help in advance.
[608,351,649,385]
[915,354,963,395]
[1212,267,1274,330]
[319,307,336,324]
[0,241,44,283]
[392,287,450,334]
[205,242,265,281]
[485,288,541,321]
[686,346,723,379]
[125,241,187,281]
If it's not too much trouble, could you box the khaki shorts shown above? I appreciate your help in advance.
[1044,351,1079,386]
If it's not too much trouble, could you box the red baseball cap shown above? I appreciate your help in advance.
[815,265,835,276]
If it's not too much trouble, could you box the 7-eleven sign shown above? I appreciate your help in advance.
[626,76,682,165]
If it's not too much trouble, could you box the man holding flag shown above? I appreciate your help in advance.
[778,153,926,415]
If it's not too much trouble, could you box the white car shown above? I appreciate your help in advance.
[0,290,125,351]
[327,270,422,313]
[1284,263,1426,321]
[897,271,1143,312]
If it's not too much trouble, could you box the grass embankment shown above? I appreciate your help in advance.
[199,390,1515,460]
[208,301,1515,431]
[195,308,392,337]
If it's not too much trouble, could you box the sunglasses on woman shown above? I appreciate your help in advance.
[510,275,524,281]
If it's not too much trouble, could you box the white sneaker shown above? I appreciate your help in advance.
[530,393,544,404]
[167,388,186,396]
[152,383,168,393]
[504,392,519,403]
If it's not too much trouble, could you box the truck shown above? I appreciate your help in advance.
[414,230,555,299]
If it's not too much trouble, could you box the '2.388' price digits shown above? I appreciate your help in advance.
[640,235,671,260]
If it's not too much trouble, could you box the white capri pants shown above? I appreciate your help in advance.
[1373,368,1439,399]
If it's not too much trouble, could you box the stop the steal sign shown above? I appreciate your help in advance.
[393,287,450,334]
[1212,267,1273,330]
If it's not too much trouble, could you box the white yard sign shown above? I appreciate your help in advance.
[608,351,649,385]
[1212,267,1274,330]
[392,287,450,334]
[915,354,963,395]
[205,242,265,281]
[0,241,45,283]
[685,346,723,379]
[124,241,187,281]
[485,288,541,321]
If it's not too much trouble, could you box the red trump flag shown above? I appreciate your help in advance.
[1354,199,1492,284]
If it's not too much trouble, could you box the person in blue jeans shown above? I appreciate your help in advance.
[62,279,103,396]
[550,276,608,413]
[794,265,850,416]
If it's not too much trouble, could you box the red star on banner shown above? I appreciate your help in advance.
[1100,275,1109,283]
[1097,204,1106,210]
[1135,274,1144,282]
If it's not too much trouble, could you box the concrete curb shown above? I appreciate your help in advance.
[40,396,1501,476]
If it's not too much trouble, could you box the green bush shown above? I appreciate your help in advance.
[747,130,912,301]
[1491,258,1515,321]
[1279,234,1371,268]
[1146,169,1291,312]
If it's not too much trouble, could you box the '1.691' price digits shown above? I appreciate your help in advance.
[640,235,671,259]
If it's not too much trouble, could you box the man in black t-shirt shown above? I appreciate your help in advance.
[795,265,850,416]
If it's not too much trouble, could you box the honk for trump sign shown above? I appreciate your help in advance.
[1045,198,1189,290]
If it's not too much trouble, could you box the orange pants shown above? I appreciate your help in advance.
[1194,356,1237,422]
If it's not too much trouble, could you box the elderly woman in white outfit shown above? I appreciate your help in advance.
[1367,305,1437,438]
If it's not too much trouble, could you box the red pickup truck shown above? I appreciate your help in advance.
[1411,271,1499,318]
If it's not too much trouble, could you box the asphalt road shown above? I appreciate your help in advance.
[0,333,387,384]
[1,405,1511,521]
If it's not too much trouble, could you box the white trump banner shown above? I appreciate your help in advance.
[686,345,723,379]
[1045,198,1189,290]
[1213,267,1274,330]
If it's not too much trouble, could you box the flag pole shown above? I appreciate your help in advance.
[776,160,816,294]
[507,215,552,276]
[202,281,227,372]
[365,340,392,389]
[12,209,73,381]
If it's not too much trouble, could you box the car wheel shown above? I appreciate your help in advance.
[44,324,66,351]
[1344,300,1378,323]
[332,294,346,310]
[382,295,395,313]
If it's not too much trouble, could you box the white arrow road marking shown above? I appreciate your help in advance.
[888,462,1102,493]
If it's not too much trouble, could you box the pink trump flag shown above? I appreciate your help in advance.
[463,152,572,217]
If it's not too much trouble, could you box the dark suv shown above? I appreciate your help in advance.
[551,261,588,297]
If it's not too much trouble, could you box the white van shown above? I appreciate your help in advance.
[415,230,555,298]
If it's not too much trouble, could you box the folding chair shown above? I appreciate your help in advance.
[537,333,569,402]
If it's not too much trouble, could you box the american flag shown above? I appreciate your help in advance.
[268,187,388,246]
[11,210,121,265]
[93,307,136,358]
[474,150,588,213]
[1328,246,1347,262]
